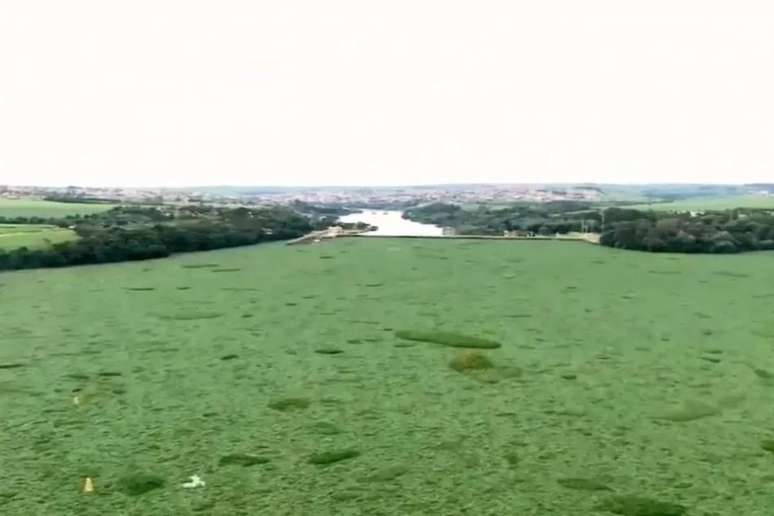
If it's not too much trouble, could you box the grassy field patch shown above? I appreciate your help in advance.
[629,195,774,211]
[0,224,78,250]
[0,198,115,218]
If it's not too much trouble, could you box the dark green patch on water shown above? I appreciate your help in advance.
[315,348,344,355]
[595,495,687,515]
[308,449,360,465]
[116,472,165,496]
[219,453,271,467]
[268,397,310,411]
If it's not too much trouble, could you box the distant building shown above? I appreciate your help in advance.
[323,226,344,238]
[504,230,534,237]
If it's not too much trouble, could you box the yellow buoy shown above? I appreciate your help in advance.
[82,477,95,494]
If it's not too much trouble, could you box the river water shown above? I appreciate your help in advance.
[338,210,444,236]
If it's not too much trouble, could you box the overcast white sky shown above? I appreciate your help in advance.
[1,1,773,187]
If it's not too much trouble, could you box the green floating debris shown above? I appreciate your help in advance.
[308,449,360,465]
[309,421,342,435]
[596,495,687,516]
[503,452,520,467]
[652,400,720,422]
[116,472,165,496]
[395,330,502,349]
[315,348,344,355]
[449,350,494,372]
[219,453,271,467]
[268,397,310,411]
[712,270,750,278]
[155,312,225,321]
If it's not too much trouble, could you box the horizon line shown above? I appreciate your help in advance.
[2,181,772,190]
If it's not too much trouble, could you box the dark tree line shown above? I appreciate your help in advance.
[289,200,354,217]
[599,207,774,253]
[403,202,601,235]
[403,202,774,254]
[0,215,76,227]
[42,195,115,204]
[0,205,312,271]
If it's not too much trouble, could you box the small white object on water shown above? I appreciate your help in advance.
[82,477,95,494]
[72,395,80,406]
[182,475,205,488]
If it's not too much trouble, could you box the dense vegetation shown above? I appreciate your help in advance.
[403,202,601,235]
[404,201,774,254]
[290,200,354,218]
[599,207,774,253]
[0,205,312,271]
[0,214,79,226]
[287,201,368,230]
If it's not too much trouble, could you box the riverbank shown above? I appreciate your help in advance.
[286,227,370,245]
[334,210,600,244]
[349,233,601,243]
[288,230,601,245]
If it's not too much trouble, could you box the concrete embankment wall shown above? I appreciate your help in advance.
[289,231,600,245]
[347,234,596,243]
